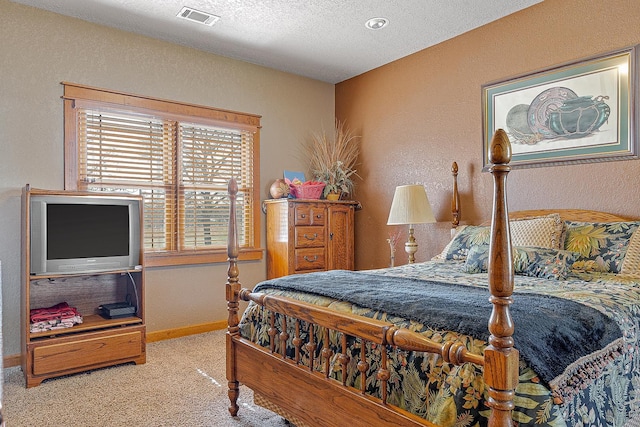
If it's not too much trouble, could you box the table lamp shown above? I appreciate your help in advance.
[387,184,436,263]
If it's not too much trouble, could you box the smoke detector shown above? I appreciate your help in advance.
[177,7,220,26]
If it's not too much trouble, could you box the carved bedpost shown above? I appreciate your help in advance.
[451,162,460,230]
[226,178,240,416]
[485,129,519,426]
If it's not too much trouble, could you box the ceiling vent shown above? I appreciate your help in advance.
[177,7,220,26]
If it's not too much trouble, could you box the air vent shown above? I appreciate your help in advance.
[177,6,220,26]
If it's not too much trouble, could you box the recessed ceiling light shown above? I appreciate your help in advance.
[365,17,389,30]
[177,6,220,26]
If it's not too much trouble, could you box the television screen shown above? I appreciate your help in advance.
[30,193,141,275]
[47,204,130,260]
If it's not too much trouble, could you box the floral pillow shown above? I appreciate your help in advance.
[442,225,490,261]
[564,221,640,273]
[432,225,469,261]
[464,245,580,280]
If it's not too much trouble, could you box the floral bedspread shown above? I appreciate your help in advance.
[238,261,640,426]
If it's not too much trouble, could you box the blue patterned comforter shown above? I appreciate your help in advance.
[239,260,640,426]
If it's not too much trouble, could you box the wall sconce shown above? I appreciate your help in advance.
[387,184,436,263]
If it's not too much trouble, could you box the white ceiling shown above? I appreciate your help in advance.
[11,0,542,83]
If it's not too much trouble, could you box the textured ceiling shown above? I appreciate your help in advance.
[10,0,542,83]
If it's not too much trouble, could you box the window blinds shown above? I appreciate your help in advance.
[179,123,254,249]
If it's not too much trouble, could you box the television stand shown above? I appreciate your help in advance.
[21,186,146,387]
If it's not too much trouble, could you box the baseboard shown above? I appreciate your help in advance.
[3,320,228,368]
[4,353,21,369]
[146,320,227,343]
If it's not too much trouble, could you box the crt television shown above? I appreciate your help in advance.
[30,193,142,275]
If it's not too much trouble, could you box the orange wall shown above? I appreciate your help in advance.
[336,0,640,270]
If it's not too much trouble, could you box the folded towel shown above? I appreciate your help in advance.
[30,302,81,323]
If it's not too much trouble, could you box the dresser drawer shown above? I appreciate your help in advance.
[294,204,325,226]
[294,248,325,272]
[295,226,325,248]
[31,330,144,376]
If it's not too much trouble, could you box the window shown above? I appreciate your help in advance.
[63,83,262,267]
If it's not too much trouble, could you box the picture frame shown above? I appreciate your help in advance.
[283,170,305,184]
[482,45,639,170]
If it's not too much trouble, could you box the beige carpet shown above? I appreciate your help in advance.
[3,330,289,426]
[7,329,640,426]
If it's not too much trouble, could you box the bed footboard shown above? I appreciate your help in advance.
[228,286,484,426]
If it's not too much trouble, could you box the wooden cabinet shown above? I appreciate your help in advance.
[264,199,360,279]
[21,186,146,387]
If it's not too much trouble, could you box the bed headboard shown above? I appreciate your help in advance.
[507,209,633,223]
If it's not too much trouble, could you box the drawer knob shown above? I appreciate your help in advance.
[303,255,318,262]
[316,214,322,219]
[300,214,306,218]
[304,233,318,240]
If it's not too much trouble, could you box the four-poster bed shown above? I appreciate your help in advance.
[225,129,640,426]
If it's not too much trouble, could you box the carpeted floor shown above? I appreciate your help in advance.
[3,330,289,426]
[6,329,640,426]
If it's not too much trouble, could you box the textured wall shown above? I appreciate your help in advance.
[0,0,334,358]
[336,0,640,270]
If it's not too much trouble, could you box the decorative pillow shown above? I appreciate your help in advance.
[564,221,640,273]
[463,244,491,273]
[509,214,564,250]
[464,245,579,280]
[442,214,564,261]
[514,246,580,280]
[432,225,467,260]
[621,229,640,276]
[443,225,490,261]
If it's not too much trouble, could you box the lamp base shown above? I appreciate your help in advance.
[405,226,418,264]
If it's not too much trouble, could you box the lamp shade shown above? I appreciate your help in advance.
[387,184,436,225]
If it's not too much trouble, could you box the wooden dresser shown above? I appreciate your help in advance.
[264,199,360,279]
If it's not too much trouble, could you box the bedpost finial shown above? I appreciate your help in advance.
[488,129,512,165]
[228,178,238,196]
[451,161,460,227]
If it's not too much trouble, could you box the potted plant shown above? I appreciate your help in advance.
[305,120,360,200]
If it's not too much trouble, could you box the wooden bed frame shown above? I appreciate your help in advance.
[224,129,630,426]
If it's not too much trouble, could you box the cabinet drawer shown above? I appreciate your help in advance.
[32,330,143,375]
[294,248,325,272]
[294,205,325,226]
[295,226,325,248]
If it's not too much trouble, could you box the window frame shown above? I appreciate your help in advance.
[62,82,262,267]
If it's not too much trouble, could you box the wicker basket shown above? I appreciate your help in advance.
[289,182,325,199]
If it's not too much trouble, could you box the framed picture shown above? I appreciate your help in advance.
[482,45,638,170]
[283,170,305,184]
